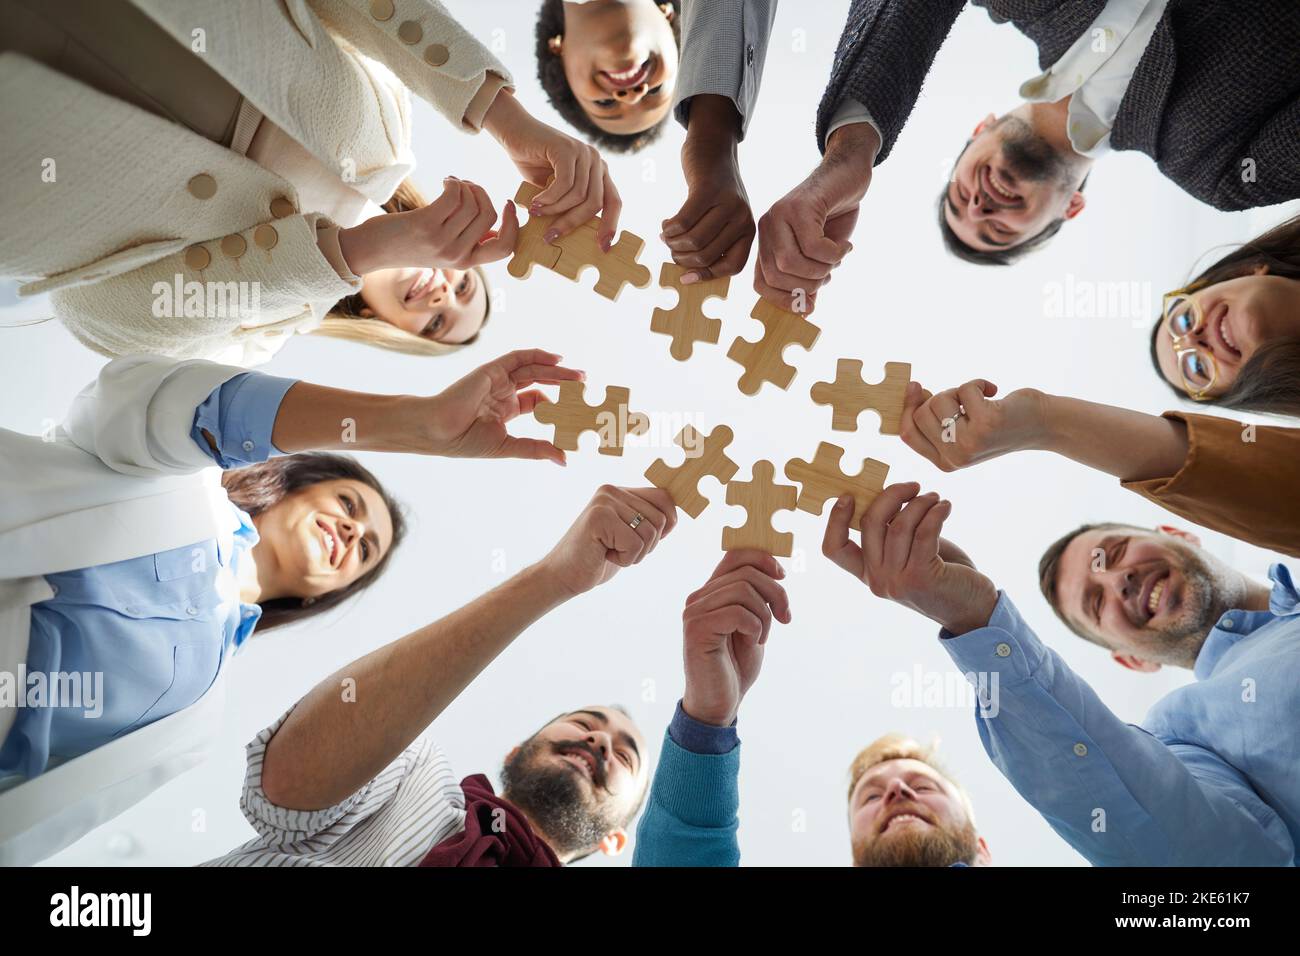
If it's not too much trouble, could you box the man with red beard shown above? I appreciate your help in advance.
[846,734,991,867]
[822,483,1300,866]
[205,484,674,866]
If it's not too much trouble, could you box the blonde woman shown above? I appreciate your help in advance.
[0,0,622,365]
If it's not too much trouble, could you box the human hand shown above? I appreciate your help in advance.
[337,177,518,274]
[661,95,755,283]
[752,123,877,312]
[822,482,997,636]
[681,550,791,727]
[484,90,622,245]
[899,380,1050,472]
[423,349,585,463]
[537,486,678,597]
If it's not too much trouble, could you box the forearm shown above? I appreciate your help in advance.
[810,122,879,208]
[261,563,570,809]
[1037,393,1189,482]
[270,382,430,455]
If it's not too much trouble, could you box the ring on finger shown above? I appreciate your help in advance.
[628,513,645,530]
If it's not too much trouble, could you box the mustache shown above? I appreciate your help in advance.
[551,739,609,790]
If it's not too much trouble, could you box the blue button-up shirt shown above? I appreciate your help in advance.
[940,565,1300,866]
[0,371,297,779]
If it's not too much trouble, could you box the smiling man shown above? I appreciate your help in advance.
[821,480,1300,866]
[847,734,991,867]
[205,483,676,867]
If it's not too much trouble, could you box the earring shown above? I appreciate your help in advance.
[659,3,674,22]
[302,597,317,608]
[547,34,563,55]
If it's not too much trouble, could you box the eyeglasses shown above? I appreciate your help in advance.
[1162,291,1217,400]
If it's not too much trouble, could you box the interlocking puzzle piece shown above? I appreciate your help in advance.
[726,298,822,395]
[811,359,912,434]
[533,381,649,456]
[507,182,651,300]
[784,442,890,525]
[650,262,729,360]
[722,460,797,558]
[644,424,739,518]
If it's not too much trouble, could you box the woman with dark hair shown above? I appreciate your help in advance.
[0,347,577,861]
[1149,215,1300,419]
[535,0,682,153]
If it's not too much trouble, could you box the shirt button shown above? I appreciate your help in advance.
[1221,618,1235,629]
[221,234,248,259]
[253,224,279,250]
[397,20,423,44]
[424,43,449,67]
[184,245,211,271]
[995,642,1011,658]
[186,606,198,616]
[369,0,394,21]
[187,174,217,200]
[270,197,297,219]
[242,439,255,452]
[1073,743,1088,757]
[49,584,59,596]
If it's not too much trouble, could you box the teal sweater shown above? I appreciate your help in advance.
[632,711,741,867]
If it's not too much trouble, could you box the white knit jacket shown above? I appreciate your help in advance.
[0,0,512,366]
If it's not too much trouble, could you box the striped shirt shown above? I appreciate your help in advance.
[203,710,467,867]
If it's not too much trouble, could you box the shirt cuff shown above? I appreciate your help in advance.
[191,371,299,468]
[315,222,360,283]
[936,591,1045,685]
[464,72,511,131]
[826,96,883,144]
[668,700,739,755]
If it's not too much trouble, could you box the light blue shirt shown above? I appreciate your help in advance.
[940,565,1300,866]
[0,371,297,779]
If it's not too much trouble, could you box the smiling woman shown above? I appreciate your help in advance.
[535,0,682,153]
[1149,215,1300,419]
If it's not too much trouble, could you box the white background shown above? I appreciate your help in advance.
[2,1,1294,867]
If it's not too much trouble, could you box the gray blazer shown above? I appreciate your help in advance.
[815,0,1300,211]
[673,0,778,139]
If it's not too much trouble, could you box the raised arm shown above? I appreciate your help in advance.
[634,550,791,867]
[259,485,677,810]
[899,379,1300,557]
[820,482,1295,866]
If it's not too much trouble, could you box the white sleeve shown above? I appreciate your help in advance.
[61,356,249,477]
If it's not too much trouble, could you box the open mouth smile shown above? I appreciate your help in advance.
[981,164,1022,206]
[601,58,652,90]
[880,811,932,834]
[405,268,437,305]
[316,518,339,567]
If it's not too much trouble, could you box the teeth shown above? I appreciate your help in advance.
[1147,579,1165,615]
[1220,317,1238,351]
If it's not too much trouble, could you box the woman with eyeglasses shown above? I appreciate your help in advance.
[1150,216,1300,417]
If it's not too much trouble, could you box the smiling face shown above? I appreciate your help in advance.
[1153,269,1300,399]
[358,266,487,344]
[553,0,678,136]
[500,706,649,861]
[250,478,395,601]
[943,112,1088,254]
[848,758,987,867]
[1052,528,1243,670]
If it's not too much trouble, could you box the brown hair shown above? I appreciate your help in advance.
[1037,521,1142,646]
[1149,215,1300,417]
[221,453,407,632]
[313,179,492,356]
[534,0,681,154]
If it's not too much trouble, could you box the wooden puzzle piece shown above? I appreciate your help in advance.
[644,424,739,518]
[650,262,728,360]
[533,381,649,456]
[722,460,797,557]
[726,298,822,395]
[811,359,912,434]
[784,442,890,525]
[508,182,651,300]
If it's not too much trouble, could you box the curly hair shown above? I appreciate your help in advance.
[534,0,681,154]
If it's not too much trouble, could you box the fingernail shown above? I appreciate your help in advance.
[530,202,542,215]
[599,234,612,252]
[544,229,559,244]
[680,272,699,285]
[835,495,852,509]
